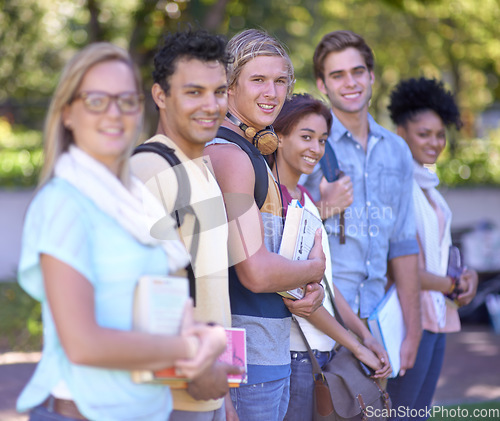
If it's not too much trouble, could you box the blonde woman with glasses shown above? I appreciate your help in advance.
[16,42,226,421]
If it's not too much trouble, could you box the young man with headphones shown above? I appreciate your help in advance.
[205,29,326,421]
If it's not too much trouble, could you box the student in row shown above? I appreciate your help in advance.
[16,42,227,421]
[302,30,422,377]
[130,29,244,421]
[205,29,326,421]
[386,77,478,421]
[270,93,391,421]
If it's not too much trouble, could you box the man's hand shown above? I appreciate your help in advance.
[225,392,239,421]
[186,362,245,401]
[283,282,324,318]
[398,333,421,376]
[307,229,326,284]
[318,175,353,219]
[390,254,422,377]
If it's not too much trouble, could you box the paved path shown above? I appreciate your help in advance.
[433,324,500,405]
[1,324,499,420]
[0,353,40,421]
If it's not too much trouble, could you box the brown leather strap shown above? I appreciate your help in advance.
[357,393,368,421]
[42,395,88,420]
[375,379,392,411]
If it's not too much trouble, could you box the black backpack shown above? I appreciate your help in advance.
[216,127,269,209]
[133,142,198,304]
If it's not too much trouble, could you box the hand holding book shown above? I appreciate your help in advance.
[185,356,247,400]
[175,322,227,379]
[278,200,325,299]
[132,275,247,387]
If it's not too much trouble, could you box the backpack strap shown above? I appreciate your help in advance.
[133,141,198,304]
[216,127,269,209]
[319,141,341,182]
[319,141,346,244]
[133,142,190,223]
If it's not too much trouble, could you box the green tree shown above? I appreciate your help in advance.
[2,0,500,186]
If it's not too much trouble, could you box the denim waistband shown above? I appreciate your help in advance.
[290,349,334,361]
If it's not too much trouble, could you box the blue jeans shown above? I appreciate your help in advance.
[29,405,85,421]
[387,330,446,421]
[284,350,335,421]
[230,376,290,421]
[169,400,225,421]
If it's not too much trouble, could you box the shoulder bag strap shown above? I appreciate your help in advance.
[292,316,324,378]
[292,274,344,377]
[323,277,346,329]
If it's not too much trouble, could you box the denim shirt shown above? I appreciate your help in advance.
[301,113,418,318]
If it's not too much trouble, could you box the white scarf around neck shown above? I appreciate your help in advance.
[55,145,190,273]
[413,160,440,189]
[412,160,451,328]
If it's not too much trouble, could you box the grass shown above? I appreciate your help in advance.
[429,401,500,420]
[0,281,42,352]
[0,119,43,188]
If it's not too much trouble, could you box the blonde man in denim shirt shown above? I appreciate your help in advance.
[301,30,422,377]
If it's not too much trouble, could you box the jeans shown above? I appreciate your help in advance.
[29,405,85,421]
[230,376,290,421]
[387,330,446,421]
[284,350,335,421]
[169,400,225,421]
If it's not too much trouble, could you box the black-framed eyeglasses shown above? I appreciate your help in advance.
[71,91,144,114]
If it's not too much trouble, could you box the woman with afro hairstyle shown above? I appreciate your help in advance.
[386,77,478,420]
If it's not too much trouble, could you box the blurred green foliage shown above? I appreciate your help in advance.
[1,0,500,187]
[0,118,42,187]
[437,131,500,186]
[0,281,42,352]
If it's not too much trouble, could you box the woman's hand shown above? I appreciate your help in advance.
[457,268,478,307]
[362,336,391,376]
[352,342,392,379]
[175,303,227,379]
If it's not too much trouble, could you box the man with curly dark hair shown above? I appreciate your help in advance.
[151,29,232,97]
[386,77,477,420]
[131,29,243,421]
